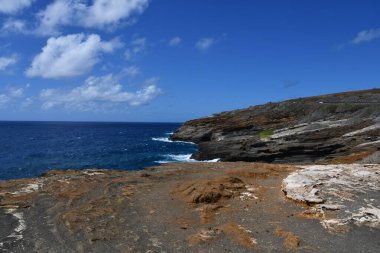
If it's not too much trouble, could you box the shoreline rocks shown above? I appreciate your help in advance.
[171,89,380,164]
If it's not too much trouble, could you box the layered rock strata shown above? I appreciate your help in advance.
[171,89,380,164]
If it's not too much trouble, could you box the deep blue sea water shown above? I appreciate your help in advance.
[0,121,198,180]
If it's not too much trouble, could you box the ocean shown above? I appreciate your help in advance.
[0,121,198,180]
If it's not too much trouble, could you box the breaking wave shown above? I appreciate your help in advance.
[155,154,220,164]
[152,137,195,145]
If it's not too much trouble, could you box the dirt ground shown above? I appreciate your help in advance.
[0,162,379,252]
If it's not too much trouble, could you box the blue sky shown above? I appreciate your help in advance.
[0,0,379,122]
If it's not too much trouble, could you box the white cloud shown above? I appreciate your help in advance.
[0,55,18,71]
[36,0,149,36]
[0,94,10,108]
[123,66,140,77]
[125,37,146,60]
[1,19,28,34]
[351,28,380,44]
[83,0,148,28]
[168,37,181,47]
[26,33,121,79]
[196,38,215,51]
[39,74,161,111]
[21,98,33,108]
[0,0,34,14]
[35,0,76,36]
[8,87,24,98]
[0,85,30,109]
[131,37,146,47]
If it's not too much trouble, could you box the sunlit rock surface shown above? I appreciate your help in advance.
[172,89,380,164]
[1,163,379,252]
[282,164,380,232]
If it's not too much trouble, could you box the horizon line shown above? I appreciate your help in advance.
[0,120,184,124]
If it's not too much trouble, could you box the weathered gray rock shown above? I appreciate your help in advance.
[1,163,379,252]
[282,164,380,231]
[171,89,380,164]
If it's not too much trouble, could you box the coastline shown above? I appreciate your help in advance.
[1,89,379,252]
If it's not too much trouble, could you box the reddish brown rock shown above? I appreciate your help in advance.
[0,162,379,252]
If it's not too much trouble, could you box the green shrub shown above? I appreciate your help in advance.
[258,130,273,138]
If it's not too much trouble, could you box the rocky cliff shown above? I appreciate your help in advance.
[171,89,380,164]
[1,88,380,252]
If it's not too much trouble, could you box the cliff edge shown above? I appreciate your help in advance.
[171,89,380,164]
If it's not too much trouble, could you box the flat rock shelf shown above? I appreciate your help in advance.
[1,162,379,252]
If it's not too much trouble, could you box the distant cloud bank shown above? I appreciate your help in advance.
[39,74,162,111]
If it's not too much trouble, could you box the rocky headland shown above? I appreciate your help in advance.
[171,89,380,164]
[1,89,380,252]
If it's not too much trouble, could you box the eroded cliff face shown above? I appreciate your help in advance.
[171,89,380,163]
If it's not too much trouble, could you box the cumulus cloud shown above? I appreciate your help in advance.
[35,0,75,36]
[0,55,18,71]
[83,0,148,28]
[0,0,34,14]
[168,37,181,47]
[350,28,380,44]
[125,37,146,60]
[195,37,215,51]
[39,74,161,111]
[26,33,121,79]
[0,85,31,109]
[36,0,149,36]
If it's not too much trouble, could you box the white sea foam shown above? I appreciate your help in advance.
[152,137,173,142]
[156,154,220,164]
[152,137,195,144]
[205,158,220,162]
[167,154,196,162]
